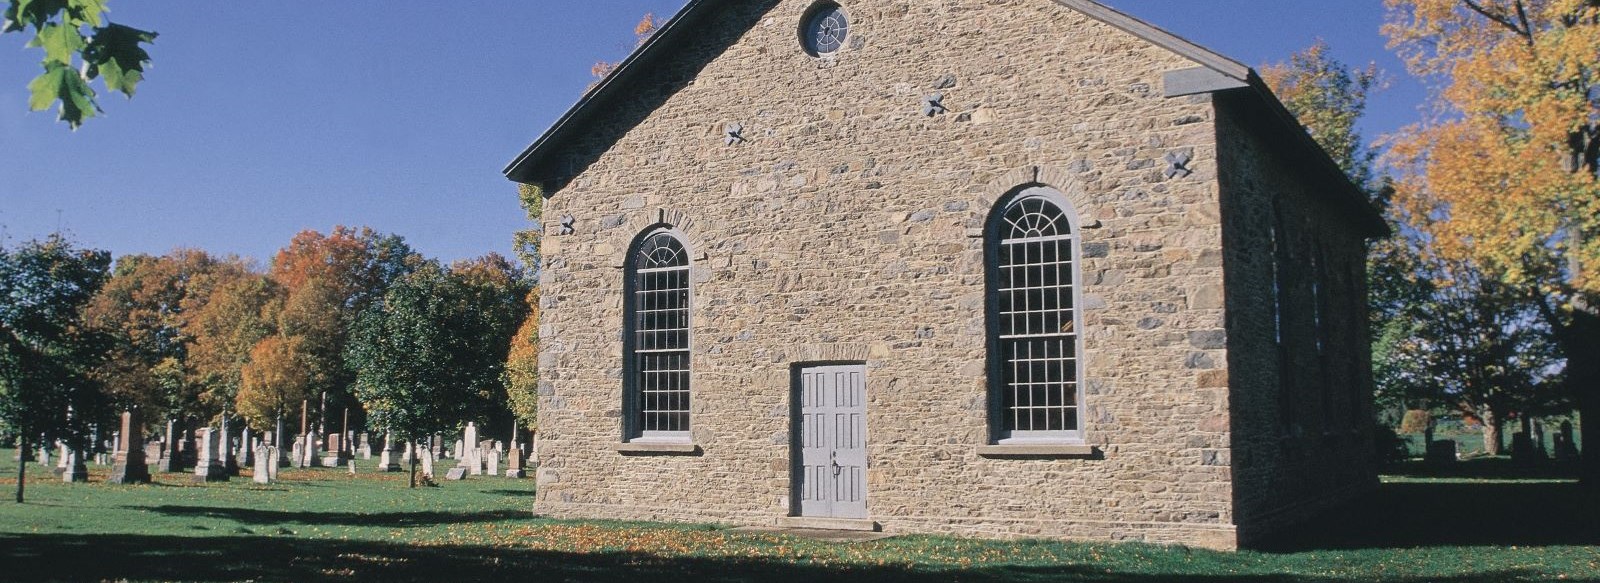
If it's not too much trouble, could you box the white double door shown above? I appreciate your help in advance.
[795,364,867,519]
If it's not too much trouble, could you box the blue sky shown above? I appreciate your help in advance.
[0,1,1423,265]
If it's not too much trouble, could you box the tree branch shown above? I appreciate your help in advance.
[1461,0,1535,43]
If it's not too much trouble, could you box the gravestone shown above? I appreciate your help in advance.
[380,432,401,472]
[220,417,238,476]
[253,445,272,484]
[303,431,320,468]
[486,447,499,476]
[322,432,346,467]
[267,447,281,481]
[452,441,463,460]
[359,433,372,460]
[290,435,306,469]
[54,441,69,476]
[431,435,442,460]
[193,428,227,482]
[37,445,50,468]
[238,428,253,468]
[420,450,434,478]
[157,420,179,472]
[444,466,466,481]
[1555,421,1580,461]
[62,447,88,483]
[462,424,482,475]
[347,460,357,474]
[1511,431,1542,462]
[1425,439,1458,463]
[108,409,151,484]
[505,445,525,478]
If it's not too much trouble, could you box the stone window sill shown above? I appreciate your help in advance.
[615,442,701,455]
[976,444,1099,458]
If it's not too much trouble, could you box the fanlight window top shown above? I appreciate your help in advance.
[1002,197,1073,240]
[637,232,688,270]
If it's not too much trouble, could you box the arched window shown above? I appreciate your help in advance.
[986,187,1084,443]
[624,228,692,441]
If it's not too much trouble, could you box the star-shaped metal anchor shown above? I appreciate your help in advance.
[922,93,947,117]
[724,123,746,146]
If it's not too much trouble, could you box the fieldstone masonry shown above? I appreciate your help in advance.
[510,0,1381,550]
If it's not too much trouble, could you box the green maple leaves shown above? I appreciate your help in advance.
[5,0,155,128]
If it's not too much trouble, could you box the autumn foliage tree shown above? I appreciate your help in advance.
[1385,0,1600,482]
[186,272,283,420]
[590,13,662,81]
[1260,40,1384,190]
[81,250,249,422]
[236,335,312,441]
[268,227,419,433]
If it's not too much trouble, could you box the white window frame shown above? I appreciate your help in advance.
[985,185,1087,445]
[623,227,693,444]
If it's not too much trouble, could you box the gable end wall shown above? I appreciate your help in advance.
[535,0,1246,549]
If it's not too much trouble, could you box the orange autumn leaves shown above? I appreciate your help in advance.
[1383,0,1600,298]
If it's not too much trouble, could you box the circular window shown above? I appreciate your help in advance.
[801,3,849,57]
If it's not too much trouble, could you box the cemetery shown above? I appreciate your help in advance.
[0,445,1594,582]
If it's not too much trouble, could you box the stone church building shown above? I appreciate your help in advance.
[504,0,1387,550]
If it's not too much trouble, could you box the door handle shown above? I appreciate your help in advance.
[831,451,840,476]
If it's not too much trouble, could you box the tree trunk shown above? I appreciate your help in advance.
[408,444,418,489]
[15,434,27,504]
[1483,408,1503,456]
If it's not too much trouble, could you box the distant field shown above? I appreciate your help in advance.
[0,449,1595,582]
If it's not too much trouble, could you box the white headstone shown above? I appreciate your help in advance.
[420,452,434,478]
[253,445,272,484]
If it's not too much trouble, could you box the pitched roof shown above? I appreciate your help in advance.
[503,0,1387,237]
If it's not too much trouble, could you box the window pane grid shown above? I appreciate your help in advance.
[630,232,691,436]
[994,197,1080,436]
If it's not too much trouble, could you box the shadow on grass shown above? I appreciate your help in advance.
[0,533,1581,583]
[482,488,538,497]
[1264,460,1599,551]
[126,506,530,528]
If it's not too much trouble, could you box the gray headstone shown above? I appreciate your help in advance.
[444,466,467,481]
[193,428,228,482]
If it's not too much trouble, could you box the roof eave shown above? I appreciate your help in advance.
[503,0,727,185]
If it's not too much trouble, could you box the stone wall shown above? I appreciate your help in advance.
[1214,92,1380,544]
[531,0,1295,550]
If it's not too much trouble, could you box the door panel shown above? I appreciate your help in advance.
[795,365,867,519]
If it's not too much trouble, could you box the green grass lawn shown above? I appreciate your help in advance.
[0,449,1596,582]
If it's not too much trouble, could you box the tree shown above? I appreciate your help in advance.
[237,335,312,440]
[3,0,156,128]
[508,184,544,434]
[1385,0,1600,482]
[81,250,247,423]
[1260,40,1384,190]
[0,235,112,502]
[590,13,662,81]
[347,257,529,487]
[1391,259,1566,454]
[187,272,283,422]
[269,227,420,435]
[506,287,540,432]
